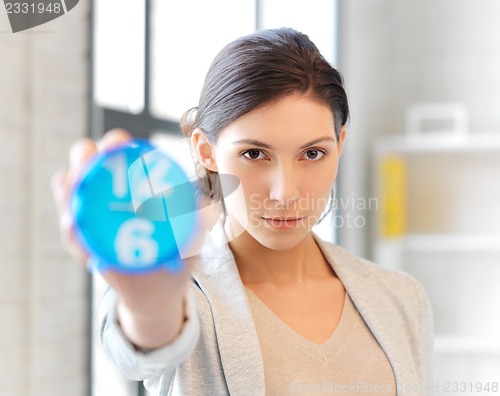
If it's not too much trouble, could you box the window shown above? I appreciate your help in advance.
[93,0,146,114]
[150,0,256,121]
[259,0,338,65]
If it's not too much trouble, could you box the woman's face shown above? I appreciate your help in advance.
[203,94,345,251]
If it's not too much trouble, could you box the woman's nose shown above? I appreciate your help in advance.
[268,163,300,207]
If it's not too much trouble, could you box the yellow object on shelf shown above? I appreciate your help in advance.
[379,156,406,237]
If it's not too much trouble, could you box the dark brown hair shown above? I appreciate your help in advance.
[181,27,349,198]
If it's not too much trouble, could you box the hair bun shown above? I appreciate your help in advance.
[180,106,198,137]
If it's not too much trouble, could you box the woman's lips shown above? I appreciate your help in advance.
[262,217,304,230]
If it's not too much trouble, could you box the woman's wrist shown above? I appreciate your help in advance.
[116,294,186,351]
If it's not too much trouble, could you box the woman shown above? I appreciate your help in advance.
[52,28,433,395]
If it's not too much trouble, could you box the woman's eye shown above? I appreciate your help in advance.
[302,149,325,161]
[243,149,266,160]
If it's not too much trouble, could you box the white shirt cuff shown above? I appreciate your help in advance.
[99,287,200,380]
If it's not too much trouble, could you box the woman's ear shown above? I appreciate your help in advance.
[191,128,218,172]
[337,125,347,157]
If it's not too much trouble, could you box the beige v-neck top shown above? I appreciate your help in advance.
[244,288,397,395]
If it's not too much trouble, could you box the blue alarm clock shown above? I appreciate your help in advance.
[70,140,198,274]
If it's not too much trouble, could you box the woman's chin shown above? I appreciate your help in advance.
[248,227,312,252]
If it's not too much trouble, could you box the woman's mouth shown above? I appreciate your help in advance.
[262,217,305,230]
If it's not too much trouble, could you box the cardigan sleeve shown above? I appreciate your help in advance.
[98,287,201,382]
[412,278,435,396]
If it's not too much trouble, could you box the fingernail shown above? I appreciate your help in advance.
[70,139,96,169]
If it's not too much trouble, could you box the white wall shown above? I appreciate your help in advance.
[338,0,500,257]
[0,4,89,396]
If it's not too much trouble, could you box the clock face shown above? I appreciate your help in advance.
[70,140,197,274]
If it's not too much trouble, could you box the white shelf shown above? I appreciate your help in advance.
[374,132,500,381]
[376,234,500,252]
[435,336,500,355]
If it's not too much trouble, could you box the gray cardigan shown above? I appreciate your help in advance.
[100,234,434,395]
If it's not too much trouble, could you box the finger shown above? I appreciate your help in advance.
[97,128,133,151]
[50,169,69,218]
[59,209,89,262]
[68,138,98,183]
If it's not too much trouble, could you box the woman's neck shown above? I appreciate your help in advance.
[229,231,334,286]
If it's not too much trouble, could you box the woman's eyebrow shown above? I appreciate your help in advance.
[299,136,336,149]
[232,139,272,149]
[232,136,336,150]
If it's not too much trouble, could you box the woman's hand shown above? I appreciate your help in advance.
[50,129,200,349]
